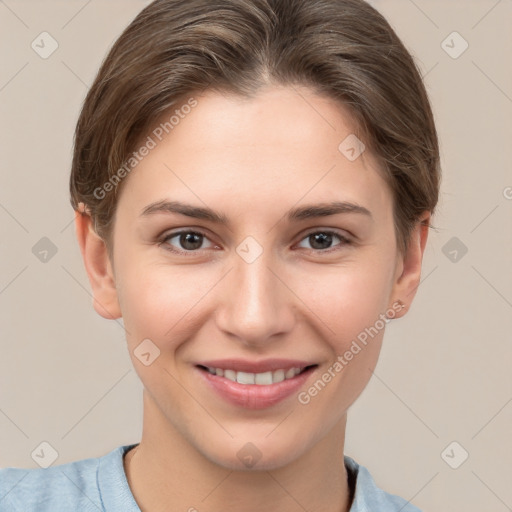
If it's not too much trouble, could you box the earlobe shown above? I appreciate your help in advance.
[389,212,431,319]
[74,204,122,320]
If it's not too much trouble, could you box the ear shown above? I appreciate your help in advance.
[74,204,121,320]
[388,211,431,319]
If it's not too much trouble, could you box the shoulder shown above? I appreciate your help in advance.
[0,454,101,512]
[0,444,137,512]
[344,456,422,512]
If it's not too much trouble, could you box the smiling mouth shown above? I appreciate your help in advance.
[196,364,317,385]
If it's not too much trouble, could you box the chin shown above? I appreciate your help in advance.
[200,435,308,472]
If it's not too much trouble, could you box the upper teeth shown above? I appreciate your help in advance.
[205,367,303,385]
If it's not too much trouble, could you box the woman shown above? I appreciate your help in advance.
[0,0,439,510]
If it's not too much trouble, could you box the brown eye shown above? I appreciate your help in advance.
[296,230,351,252]
[161,230,214,253]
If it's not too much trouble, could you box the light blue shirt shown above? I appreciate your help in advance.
[0,444,421,511]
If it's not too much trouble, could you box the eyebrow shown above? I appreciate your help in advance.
[140,199,372,226]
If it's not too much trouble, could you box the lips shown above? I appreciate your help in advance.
[195,359,318,409]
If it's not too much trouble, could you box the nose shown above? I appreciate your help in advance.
[215,249,296,348]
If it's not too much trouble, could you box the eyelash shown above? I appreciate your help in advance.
[158,229,352,256]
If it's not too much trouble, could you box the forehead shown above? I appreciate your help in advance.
[117,85,392,223]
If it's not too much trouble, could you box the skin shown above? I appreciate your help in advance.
[75,85,430,512]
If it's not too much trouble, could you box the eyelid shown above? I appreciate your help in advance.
[300,227,352,241]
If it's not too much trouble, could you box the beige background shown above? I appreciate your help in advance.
[1,1,511,510]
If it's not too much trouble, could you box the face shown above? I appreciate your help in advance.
[80,85,426,470]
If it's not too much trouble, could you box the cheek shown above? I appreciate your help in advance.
[117,264,215,406]
[293,268,390,430]
[294,258,394,345]
[117,260,215,346]
[291,258,392,403]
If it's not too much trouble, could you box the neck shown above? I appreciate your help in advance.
[124,391,352,512]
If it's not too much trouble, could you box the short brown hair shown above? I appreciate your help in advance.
[70,0,440,255]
